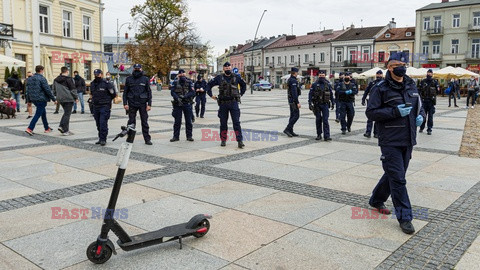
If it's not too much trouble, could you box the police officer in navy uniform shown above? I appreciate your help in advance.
[284,67,301,137]
[362,70,384,138]
[90,69,115,146]
[419,69,439,135]
[170,69,195,142]
[309,70,334,141]
[336,73,358,135]
[334,72,345,123]
[194,75,207,118]
[366,52,426,235]
[123,64,153,145]
[205,62,247,148]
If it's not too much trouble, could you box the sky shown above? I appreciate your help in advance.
[103,0,436,57]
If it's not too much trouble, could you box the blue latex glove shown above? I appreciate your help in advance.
[345,90,353,95]
[416,115,424,127]
[397,104,413,117]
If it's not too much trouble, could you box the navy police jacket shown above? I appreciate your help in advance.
[90,78,115,106]
[287,76,300,104]
[362,78,383,103]
[366,72,426,147]
[194,80,207,96]
[123,71,152,107]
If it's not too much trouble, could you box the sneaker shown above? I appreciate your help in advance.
[427,131,432,135]
[200,116,204,118]
[369,203,391,215]
[238,141,245,149]
[100,141,106,146]
[44,127,53,133]
[315,136,322,141]
[455,105,459,108]
[419,129,424,133]
[472,106,475,109]
[187,137,194,142]
[25,128,34,136]
[62,131,74,136]
[16,108,20,112]
[347,127,351,133]
[95,141,101,145]
[58,127,64,134]
[341,131,346,135]
[26,115,32,119]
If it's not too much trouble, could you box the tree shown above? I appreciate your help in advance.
[4,66,10,82]
[16,67,22,79]
[125,0,200,80]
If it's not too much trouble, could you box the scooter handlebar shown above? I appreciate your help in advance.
[112,125,136,141]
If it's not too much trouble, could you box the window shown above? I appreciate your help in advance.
[278,56,281,64]
[14,54,26,78]
[313,53,316,63]
[320,52,325,62]
[422,41,429,55]
[304,54,309,63]
[84,61,91,80]
[403,50,410,61]
[63,11,72,37]
[406,32,412,37]
[290,55,294,63]
[434,16,442,30]
[451,39,459,54]
[385,33,391,38]
[472,39,480,58]
[39,5,49,33]
[378,51,385,63]
[362,47,370,62]
[272,57,275,65]
[266,57,269,65]
[474,12,480,27]
[336,49,343,62]
[433,40,441,55]
[453,14,460,28]
[64,59,72,72]
[423,17,430,30]
[83,16,91,41]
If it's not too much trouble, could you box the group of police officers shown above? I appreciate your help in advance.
[87,51,446,234]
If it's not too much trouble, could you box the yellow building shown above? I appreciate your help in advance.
[0,0,104,83]
[374,27,416,68]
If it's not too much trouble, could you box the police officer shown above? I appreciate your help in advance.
[284,67,301,137]
[336,73,358,135]
[205,62,247,148]
[309,70,335,141]
[123,64,153,145]
[362,70,384,138]
[90,69,115,146]
[419,69,439,135]
[170,69,195,142]
[334,72,345,123]
[194,75,207,118]
[366,52,426,234]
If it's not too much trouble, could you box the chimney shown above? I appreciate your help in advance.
[350,23,355,29]
[389,18,397,29]
[442,0,449,3]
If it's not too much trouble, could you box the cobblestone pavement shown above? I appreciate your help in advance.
[459,106,480,158]
[0,89,478,270]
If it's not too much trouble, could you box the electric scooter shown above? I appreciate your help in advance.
[86,125,211,264]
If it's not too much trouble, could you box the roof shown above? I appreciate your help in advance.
[245,36,282,52]
[333,26,386,42]
[230,43,253,56]
[417,0,480,11]
[266,30,346,49]
[376,27,416,42]
[103,36,136,45]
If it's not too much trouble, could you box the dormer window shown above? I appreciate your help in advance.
[385,33,391,38]
[406,32,412,37]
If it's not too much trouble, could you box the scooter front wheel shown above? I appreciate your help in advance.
[86,242,113,264]
[193,219,210,238]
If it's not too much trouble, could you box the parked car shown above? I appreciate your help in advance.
[253,80,273,91]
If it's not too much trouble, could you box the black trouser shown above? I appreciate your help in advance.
[467,91,476,107]
[59,102,74,132]
[448,91,457,106]
[128,105,151,142]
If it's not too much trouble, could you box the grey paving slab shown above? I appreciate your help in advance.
[235,228,390,270]
[0,243,42,270]
[0,132,46,149]
[137,171,227,193]
[455,235,480,270]
[255,164,333,184]
[0,177,39,201]
[307,172,380,196]
[214,159,283,174]
[235,192,343,227]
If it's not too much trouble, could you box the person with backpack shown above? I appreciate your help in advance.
[7,71,23,112]
[53,67,78,136]
[72,71,86,114]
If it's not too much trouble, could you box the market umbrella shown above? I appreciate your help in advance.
[455,67,479,79]
[281,74,303,80]
[434,66,461,79]
[41,47,53,83]
[0,54,26,68]
[360,67,386,78]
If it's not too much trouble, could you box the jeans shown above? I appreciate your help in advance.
[467,91,476,107]
[11,91,21,111]
[28,102,49,131]
[73,92,85,112]
[448,91,457,106]
[59,102,74,132]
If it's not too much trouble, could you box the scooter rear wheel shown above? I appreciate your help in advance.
[86,242,113,264]
[193,219,210,238]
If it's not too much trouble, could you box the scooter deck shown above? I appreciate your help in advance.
[118,223,196,251]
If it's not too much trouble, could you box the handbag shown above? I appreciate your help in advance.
[445,87,451,95]
[113,96,123,104]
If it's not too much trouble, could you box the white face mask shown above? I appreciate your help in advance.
[2,86,7,89]
[106,76,111,79]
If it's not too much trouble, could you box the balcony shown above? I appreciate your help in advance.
[427,52,443,61]
[465,51,480,60]
[426,27,444,36]
[468,24,480,33]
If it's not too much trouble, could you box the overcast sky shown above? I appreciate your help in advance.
[103,0,436,56]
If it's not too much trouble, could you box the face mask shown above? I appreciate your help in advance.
[376,77,382,81]
[106,76,111,80]
[319,77,326,81]
[427,75,432,80]
[180,76,186,81]
[225,70,232,75]
[393,66,407,77]
[2,86,7,89]
[344,78,350,83]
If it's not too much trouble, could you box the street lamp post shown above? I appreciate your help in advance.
[116,19,131,90]
[251,9,267,94]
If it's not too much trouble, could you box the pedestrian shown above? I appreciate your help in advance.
[466,76,478,109]
[308,70,334,141]
[170,69,195,142]
[336,73,358,135]
[205,62,247,148]
[194,75,207,118]
[105,72,118,94]
[1,82,17,109]
[334,72,345,123]
[284,67,301,137]
[362,70,384,138]
[24,71,33,119]
[72,71,86,114]
[25,65,56,135]
[419,69,439,135]
[6,71,22,112]
[90,69,116,146]
[123,64,153,145]
[448,78,459,108]
[53,66,78,136]
[366,52,426,235]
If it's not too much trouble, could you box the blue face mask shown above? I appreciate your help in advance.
[393,66,407,77]
[180,76,186,82]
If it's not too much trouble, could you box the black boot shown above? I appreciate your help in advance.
[170,137,179,142]
[315,135,322,141]
[283,129,293,137]
[238,141,245,149]
[400,221,415,234]
[221,141,226,147]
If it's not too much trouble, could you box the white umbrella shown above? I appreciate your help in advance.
[360,68,386,78]
[0,54,26,68]
[455,67,479,79]
[41,47,53,83]
[281,74,303,80]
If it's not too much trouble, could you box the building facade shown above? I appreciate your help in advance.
[415,0,480,71]
[1,0,104,83]
[374,27,416,68]
[229,43,252,78]
[244,36,282,84]
[264,29,346,87]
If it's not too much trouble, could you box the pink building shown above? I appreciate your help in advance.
[229,43,252,77]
